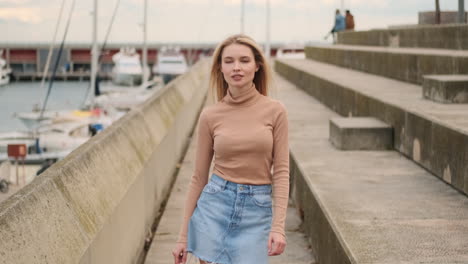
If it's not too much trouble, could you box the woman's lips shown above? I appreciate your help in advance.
[232,74,243,81]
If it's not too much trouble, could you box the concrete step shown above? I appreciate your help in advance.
[144,100,316,264]
[329,117,393,150]
[423,75,468,103]
[305,44,468,84]
[275,58,468,196]
[274,72,468,264]
[337,24,468,50]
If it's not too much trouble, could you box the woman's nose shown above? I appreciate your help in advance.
[233,61,241,70]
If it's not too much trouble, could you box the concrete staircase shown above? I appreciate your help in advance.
[275,25,468,263]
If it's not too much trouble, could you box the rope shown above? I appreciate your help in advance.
[39,0,67,104]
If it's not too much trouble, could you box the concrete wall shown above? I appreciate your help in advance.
[275,59,468,198]
[0,59,211,264]
[419,11,467,25]
[305,46,468,84]
[289,152,353,264]
[337,24,468,50]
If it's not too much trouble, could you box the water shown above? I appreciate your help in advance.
[0,81,90,132]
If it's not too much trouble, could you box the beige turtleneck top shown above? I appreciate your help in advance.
[177,84,289,243]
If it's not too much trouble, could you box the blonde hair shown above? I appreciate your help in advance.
[210,34,271,101]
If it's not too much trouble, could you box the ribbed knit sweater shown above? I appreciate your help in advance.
[178,83,290,243]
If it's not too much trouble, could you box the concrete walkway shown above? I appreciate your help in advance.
[144,101,316,263]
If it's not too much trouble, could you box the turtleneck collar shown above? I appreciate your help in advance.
[223,83,261,107]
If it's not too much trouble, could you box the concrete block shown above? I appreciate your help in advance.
[329,117,393,150]
[305,45,468,85]
[338,24,468,50]
[423,75,468,103]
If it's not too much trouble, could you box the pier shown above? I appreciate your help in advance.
[1,23,468,264]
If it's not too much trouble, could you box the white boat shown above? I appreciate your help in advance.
[95,77,163,110]
[15,107,119,131]
[0,51,12,86]
[111,47,143,86]
[153,46,188,84]
[0,120,97,163]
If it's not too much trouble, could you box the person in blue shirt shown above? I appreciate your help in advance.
[325,9,346,43]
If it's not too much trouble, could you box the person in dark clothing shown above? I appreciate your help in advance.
[346,10,355,30]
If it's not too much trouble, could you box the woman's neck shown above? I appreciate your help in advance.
[228,82,254,97]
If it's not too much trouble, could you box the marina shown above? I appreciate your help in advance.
[1,0,467,263]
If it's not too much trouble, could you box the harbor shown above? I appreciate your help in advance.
[1,0,468,263]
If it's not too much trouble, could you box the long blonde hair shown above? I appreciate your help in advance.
[210,34,271,101]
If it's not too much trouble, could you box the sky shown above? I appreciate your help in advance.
[0,0,465,45]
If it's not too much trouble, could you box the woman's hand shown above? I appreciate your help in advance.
[172,242,187,264]
[268,232,286,256]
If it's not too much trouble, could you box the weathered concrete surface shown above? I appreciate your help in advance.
[329,117,393,150]
[275,58,468,196]
[0,59,211,264]
[305,45,468,84]
[423,75,468,103]
[337,24,468,50]
[276,72,468,263]
[144,94,316,264]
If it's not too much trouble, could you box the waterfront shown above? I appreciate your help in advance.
[0,81,90,132]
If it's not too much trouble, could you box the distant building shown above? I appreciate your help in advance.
[0,42,216,81]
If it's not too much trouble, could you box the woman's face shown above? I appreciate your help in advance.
[220,43,258,89]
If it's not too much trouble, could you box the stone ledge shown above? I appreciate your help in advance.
[329,117,393,150]
[337,24,468,50]
[305,45,468,84]
[423,75,468,103]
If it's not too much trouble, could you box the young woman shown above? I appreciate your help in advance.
[172,34,289,264]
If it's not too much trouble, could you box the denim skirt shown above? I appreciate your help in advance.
[187,173,273,264]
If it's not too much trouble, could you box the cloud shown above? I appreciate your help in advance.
[0,7,42,23]
[0,0,30,4]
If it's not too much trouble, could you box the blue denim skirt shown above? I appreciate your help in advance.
[187,174,273,264]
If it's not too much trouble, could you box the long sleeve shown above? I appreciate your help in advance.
[177,110,214,243]
[270,103,290,237]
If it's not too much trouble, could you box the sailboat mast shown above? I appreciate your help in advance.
[90,0,99,107]
[265,0,271,59]
[241,0,245,34]
[143,0,148,82]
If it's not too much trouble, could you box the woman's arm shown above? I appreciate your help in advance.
[177,110,214,243]
[270,102,290,238]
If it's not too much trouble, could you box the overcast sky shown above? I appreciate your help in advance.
[0,0,464,44]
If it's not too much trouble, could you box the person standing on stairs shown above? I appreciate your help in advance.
[326,9,346,43]
[172,34,290,264]
[345,10,355,30]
